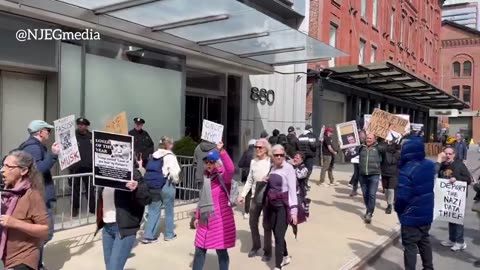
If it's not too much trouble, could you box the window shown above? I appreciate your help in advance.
[328,23,337,67]
[400,16,405,44]
[359,39,366,64]
[452,86,460,98]
[390,9,395,40]
[463,86,471,103]
[371,46,377,63]
[453,61,460,77]
[463,61,472,76]
[361,0,367,18]
[372,0,378,26]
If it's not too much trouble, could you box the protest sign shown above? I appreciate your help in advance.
[434,178,467,225]
[411,123,424,131]
[93,131,134,191]
[54,115,81,170]
[336,121,360,149]
[366,109,410,141]
[201,119,224,143]
[105,112,128,135]
[319,125,325,142]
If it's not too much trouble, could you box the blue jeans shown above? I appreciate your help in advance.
[143,184,176,240]
[38,205,54,268]
[192,247,229,270]
[350,164,360,193]
[360,175,380,214]
[448,222,465,244]
[102,223,136,270]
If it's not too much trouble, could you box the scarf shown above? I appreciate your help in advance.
[0,180,31,258]
[197,174,215,225]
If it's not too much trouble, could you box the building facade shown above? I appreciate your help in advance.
[442,1,480,30]
[440,20,480,141]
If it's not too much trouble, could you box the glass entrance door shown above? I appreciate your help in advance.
[185,95,224,142]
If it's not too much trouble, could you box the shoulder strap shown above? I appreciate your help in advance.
[216,173,232,206]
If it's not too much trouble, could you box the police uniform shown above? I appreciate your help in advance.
[128,117,154,166]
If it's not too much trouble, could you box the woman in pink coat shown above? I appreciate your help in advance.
[192,141,236,270]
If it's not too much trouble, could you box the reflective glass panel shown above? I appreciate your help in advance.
[57,0,127,9]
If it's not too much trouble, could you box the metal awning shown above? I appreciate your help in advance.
[50,0,346,67]
[323,62,469,110]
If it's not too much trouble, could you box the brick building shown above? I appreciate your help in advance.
[307,0,444,122]
[440,20,480,141]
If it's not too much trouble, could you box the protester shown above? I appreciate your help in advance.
[395,137,435,270]
[380,141,401,214]
[190,139,218,229]
[238,139,257,219]
[1,151,49,270]
[346,130,365,196]
[437,146,472,251]
[238,139,271,258]
[319,127,338,186]
[142,136,181,243]
[128,117,154,166]
[277,134,289,154]
[358,133,382,224]
[192,142,235,270]
[297,125,318,180]
[285,126,299,159]
[96,159,151,270]
[69,117,95,217]
[260,130,269,139]
[21,120,60,270]
[263,145,298,270]
[452,132,468,162]
[292,152,309,205]
[269,129,280,145]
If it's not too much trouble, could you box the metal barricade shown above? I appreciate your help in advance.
[177,155,194,165]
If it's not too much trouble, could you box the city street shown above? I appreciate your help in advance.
[366,146,480,270]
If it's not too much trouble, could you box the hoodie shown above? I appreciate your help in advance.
[193,141,218,182]
[152,149,181,184]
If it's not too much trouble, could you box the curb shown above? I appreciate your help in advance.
[339,225,401,270]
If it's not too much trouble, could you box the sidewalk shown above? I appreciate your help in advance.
[44,165,399,270]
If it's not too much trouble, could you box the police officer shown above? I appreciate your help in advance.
[69,117,95,217]
[129,117,154,166]
[298,124,318,179]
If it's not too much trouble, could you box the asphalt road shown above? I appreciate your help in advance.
[365,146,480,270]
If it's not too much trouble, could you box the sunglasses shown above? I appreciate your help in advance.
[273,153,285,158]
[204,160,216,164]
[255,146,264,149]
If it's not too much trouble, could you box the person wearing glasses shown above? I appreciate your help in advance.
[263,144,298,270]
[238,138,272,258]
[0,150,49,270]
[20,120,61,270]
[192,142,235,270]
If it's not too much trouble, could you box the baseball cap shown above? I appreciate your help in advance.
[325,127,334,133]
[76,117,90,126]
[28,120,54,134]
[288,126,295,133]
[248,139,257,146]
[203,151,220,162]
[305,124,313,131]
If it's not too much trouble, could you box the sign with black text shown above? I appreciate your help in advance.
[54,115,81,170]
[201,119,224,144]
[434,178,467,225]
[93,131,134,191]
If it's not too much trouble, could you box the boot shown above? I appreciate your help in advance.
[385,204,392,214]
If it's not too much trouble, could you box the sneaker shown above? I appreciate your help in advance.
[164,235,177,241]
[473,260,480,268]
[364,213,372,224]
[262,255,271,262]
[385,205,392,214]
[441,240,455,247]
[451,242,467,252]
[274,268,282,270]
[248,249,259,258]
[244,213,250,220]
[281,256,291,267]
[348,183,353,187]
[349,191,358,197]
[319,183,326,187]
[141,238,158,244]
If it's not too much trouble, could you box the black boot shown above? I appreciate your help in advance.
[385,205,392,214]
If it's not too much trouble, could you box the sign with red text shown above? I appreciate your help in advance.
[434,178,467,225]
[54,115,81,170]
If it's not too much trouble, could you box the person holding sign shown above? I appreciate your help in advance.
[395,137,435,270]
[436,146,472,252]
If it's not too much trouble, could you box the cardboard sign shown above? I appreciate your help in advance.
[93,131,134,191]
[201,119,224,143]
[336,121,360,149]
[367,109,410,140]
[54,115,81,170]
[105,112,128,135]
[434,178,467,225]
[318,125,325,142]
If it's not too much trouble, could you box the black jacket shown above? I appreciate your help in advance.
[285,133,299,158]
[268,135,279,146]
[344,146,361,162]
[298,132,318,158]
[128,128,154,160]
[95,169,151,238]
[70,130,92,172]
[380,143,401,177]
[437,159,472,185]
[238,145,255,182]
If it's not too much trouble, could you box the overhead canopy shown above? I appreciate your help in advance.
[323,62,469,110]
[54,0,346,66]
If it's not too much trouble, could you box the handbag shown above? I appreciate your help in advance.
[253,166,273,205]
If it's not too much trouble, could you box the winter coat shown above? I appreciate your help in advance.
[358,144,382,176]
[128,128,154,162]
[195,151,236,249]
[437,159,472,185]
[285,133,299,158]
[452,141,468,161]
[70,129,92,172]
[395,137,435,227]
[298,131,318,158]
[380,143,401,177]
[268,135,279,146]
[238,145,255,182]
[193,141,218,182]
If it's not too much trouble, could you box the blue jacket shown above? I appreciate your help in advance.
[21,136,58,204]
[395,137,435,227]
[453,141,468,161]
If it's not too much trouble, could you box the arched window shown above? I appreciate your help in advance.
[463,61,472,76]
[453,61,461,77]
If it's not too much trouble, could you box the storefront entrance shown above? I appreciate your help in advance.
[185,95,224,142]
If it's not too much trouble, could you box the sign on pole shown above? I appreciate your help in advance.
[93,130,134,191]
[54,115,81,170]
[318,125,325,142]
[105,112,128,135]
[336,121,360,149]
[201,119,224,143]
[366,109,410,141]
[434,178,467,225]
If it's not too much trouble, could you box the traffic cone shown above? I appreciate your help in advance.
[470,138,475,145]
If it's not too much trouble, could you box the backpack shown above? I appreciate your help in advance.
[143,154,172,190]
[217,173,239,208]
